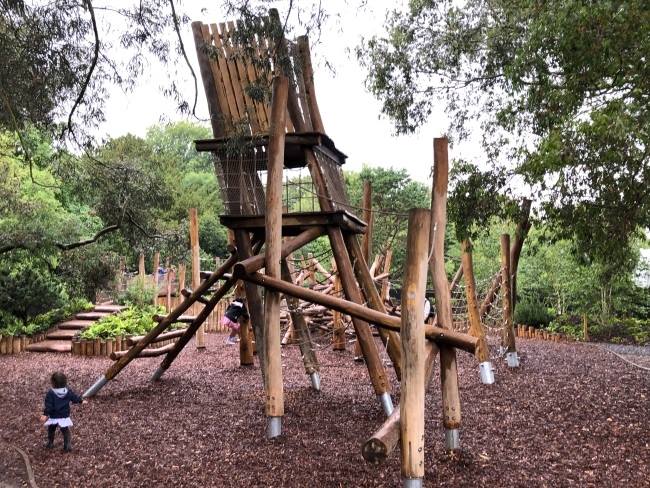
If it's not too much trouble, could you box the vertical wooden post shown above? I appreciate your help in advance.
[582,314,589,342]
[236,279,254,365]
[165,260,172,312]
[461,239,493,384]
[400,209,430,487]
[380,249,393,304]
[331,260,346,351]
[177,263,186,310]
[190,208,205,349]
[510,198,532,314]
[501,234,518,366]
[264,75,288,438]
[138,253,145,285]
[152,251,160,306]
[362,180,373,264]
[430,137,462,450]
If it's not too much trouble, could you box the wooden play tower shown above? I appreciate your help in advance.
[84,10,483,486]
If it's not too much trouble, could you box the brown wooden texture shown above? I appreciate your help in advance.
[330,260,346,351]
[296,36,324,133]
[281,260,319,375]
[345,233,403,380]
[234,226,325,275]
[152,251,160,306]
[380,249,393,304]
[155,277,237,375]
[239,271,478,353]
[501,234,517,352]
[431,137,462,432]
[510,198,532,313]
[264,75,288,418]
[461,240,489,362]
[400,209,430,479]
[138,253,145,285]
[362,180,373,264]
[189,208,205,349]
[362,342,440,464]
[103,254,237,380]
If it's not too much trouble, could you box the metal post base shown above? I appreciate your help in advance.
[151,365,167,382]
[83,376,108,399]
[403,478,423,488]
[266,416,282,439]
[379,392,394,416]
[479,361,495,385]
[309,372,321,391]
[445,428,460,451]
[506,351,520,368]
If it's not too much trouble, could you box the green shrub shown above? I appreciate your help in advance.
[548,314,650,345]
[79,305,167,340]
[514,300,553,327]
[0,297,92,337]
[0,259,67,323]
[117,279,158,308]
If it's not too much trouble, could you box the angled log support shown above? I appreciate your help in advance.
[84,253,237,397]
[152,276,236,381]
[501,233,519,367]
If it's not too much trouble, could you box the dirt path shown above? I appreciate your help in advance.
[1,335,648,487]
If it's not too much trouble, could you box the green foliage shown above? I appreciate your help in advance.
[117,279,158,309]
[79,305,165,340]
[0,297,92,337]
[548,315,650,345]
[358,0,650,274]
[514,300,553,328]
[55,244,120,301]
[0,256,67,323]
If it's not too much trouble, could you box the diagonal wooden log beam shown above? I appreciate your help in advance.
[152,276,237,381]
[233,225,325,275]
[83,253,237,398]
[237,271,478,353]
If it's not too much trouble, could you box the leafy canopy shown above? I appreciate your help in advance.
[358,0,650,268]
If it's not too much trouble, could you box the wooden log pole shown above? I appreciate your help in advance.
[461,239,493,384]
[233,226,325,276]
[190,208,205,349]
[510,198,532,313]
[281,259,320,389]
[264,75,288,439]
[501,234,519,367]
[239,271,478,353]
[331,260,346,351]
[152,277,236,380]
[84,254,237,397]
[237,279,254,366]
[138,253,146,285]
[152,251,160,305]
[345,234,403,380]
[430,137,462,451]
[400,209,430,486]
[362,180,373,264]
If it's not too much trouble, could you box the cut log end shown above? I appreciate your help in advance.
[362,438,389,465]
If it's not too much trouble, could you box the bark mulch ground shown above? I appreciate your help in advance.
[1,335,648,487]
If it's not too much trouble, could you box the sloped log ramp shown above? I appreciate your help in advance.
[110,343,175,360]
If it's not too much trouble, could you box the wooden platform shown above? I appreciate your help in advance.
[195,131,347,168]
[220,210,367,236]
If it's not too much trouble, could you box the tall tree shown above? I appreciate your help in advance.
[358,0,650,269]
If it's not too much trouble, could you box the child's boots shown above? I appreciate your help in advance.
[45,425,56,449]
[62,427,72,452]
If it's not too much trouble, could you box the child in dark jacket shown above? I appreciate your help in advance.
[40,372,84,452]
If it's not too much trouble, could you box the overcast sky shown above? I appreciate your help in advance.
[100,1,485,186]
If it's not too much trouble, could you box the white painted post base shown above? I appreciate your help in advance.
[479,361,495,384]
[445,428,460,450]
[309,372,321,391]
[83,376,108,399]
[403,478,423,488]
[378,392,394,416]
[151,365,166,382]
[266,416,282,439]
[506,351,520,368]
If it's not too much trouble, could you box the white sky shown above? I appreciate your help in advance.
[100,1,485,186]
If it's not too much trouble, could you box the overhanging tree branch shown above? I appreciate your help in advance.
[55,224,120,251]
